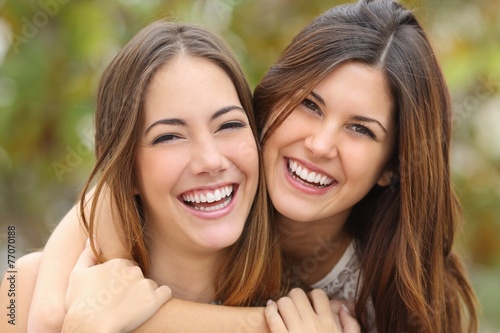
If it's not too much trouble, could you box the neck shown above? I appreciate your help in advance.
[278,211,351,285]
[147,241,226,303]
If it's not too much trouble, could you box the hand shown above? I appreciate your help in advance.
[62,244,172,333]
[265,288,360,333]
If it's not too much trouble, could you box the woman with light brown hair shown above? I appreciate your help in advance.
[6,0,478,332]
[0,20,287,333]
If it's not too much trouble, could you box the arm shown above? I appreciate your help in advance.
[0,252,42,333]
[31,187,272,333]
[133,300,270,333]
[27,205,88,333]
[28,187,130,333]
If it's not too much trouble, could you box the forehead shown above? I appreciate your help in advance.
[143,56,241,122]
[313,62,394,118]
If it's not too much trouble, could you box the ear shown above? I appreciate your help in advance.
[376,169,393,187]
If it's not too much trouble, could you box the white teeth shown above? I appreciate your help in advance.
[192,196,231,211]
[214,189,221,201]
[287,159,333,186]
[314,173,321,183]
[299,168,308,180]
[182,185,234,203]
[306,172,316,183]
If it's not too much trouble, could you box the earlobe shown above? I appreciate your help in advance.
[377,170,393,187]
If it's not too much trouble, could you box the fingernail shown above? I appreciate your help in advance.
[341,304,351,315]
[265,299,277,314]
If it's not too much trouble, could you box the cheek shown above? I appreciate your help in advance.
[342,144,390,182]
[236,137,259,177]
[135,150,185,195]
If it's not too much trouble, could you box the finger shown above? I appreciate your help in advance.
[74,246,98,269]
[265,300,288,333]
[276,296,303,329]
[339,305,361,333]
[154,285,172,305]
[329,299,343,328]
[308,289,331,316]
[288,288,316,320]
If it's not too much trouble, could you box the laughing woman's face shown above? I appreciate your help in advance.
[263,62,396,224]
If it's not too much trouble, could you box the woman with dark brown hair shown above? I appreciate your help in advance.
[7,0,478,332]
[255,0,478,331]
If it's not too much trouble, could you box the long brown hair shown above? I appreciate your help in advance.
[255,0,478,331]
[79,21,283,306]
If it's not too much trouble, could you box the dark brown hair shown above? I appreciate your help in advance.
[255,0,478,331]
[80,21,283,306]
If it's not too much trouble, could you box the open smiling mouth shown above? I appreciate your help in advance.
[181,185,236,212]
[287,159,335,188]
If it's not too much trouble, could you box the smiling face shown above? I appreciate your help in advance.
[263,61,396,224]
[135,56,258,255]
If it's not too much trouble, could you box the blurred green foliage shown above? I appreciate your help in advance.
[0,0,499,330]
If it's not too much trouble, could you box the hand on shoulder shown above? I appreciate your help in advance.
[62,243,171,333]
[264,288,360,333]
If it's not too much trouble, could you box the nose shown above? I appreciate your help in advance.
[304,125,338,159]
[190,137,229,176]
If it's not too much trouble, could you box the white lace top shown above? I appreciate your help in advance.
[309,242,376,332]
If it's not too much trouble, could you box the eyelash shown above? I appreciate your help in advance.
[152,134,181,145]
[302,98,322,115]
[217,121,246,132]
[152,122,246,145]
[347,124,376,139]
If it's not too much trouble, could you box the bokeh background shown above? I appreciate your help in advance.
[0,0,498,330]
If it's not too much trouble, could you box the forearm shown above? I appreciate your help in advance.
[133,298,270,333]
[28,205,88,332]
[29,186,129,332]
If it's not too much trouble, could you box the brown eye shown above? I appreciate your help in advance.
[348,124,376,139]
[153,134,180,144]
[218,121,246,132]
[302,99,321,115]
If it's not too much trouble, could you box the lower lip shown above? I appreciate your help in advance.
[180,186,239,220]
[283,159,334,195]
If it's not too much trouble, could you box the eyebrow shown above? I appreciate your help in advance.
[350,115,388,134]
[310,91,326,106]
[309,90,388,134]
[144,105,244,135]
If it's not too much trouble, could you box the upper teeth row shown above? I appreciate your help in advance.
[288,160,333,186]
[182,186,233,203]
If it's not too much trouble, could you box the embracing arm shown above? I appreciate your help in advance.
[27,205,88,333]
[133,300,270,333]
[28,187,270,333]
[28,187,129,333]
